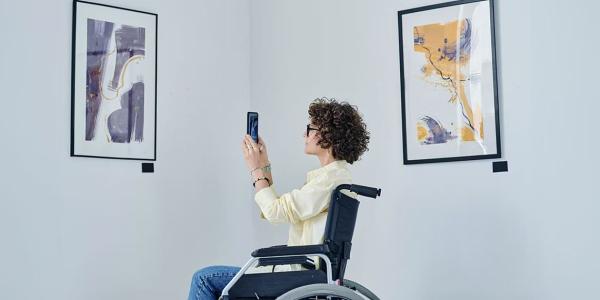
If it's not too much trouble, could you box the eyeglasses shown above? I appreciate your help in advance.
[306,124,320,136]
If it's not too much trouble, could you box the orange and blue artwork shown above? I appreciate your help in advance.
[399,0,501,164]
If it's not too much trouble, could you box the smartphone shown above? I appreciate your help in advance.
[247,112,259,143]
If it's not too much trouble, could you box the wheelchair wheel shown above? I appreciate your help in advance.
[275,283,366,300]
[341,279,380,300]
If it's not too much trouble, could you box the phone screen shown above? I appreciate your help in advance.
[247,112,259,143]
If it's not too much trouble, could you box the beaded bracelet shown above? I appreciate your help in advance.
[252,177,271,187]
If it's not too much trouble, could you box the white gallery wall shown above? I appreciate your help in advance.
[1,0,599,300]
[250,0,599,299]
[0,0,254,299]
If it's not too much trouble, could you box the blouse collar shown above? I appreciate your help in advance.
[306,160,349,181]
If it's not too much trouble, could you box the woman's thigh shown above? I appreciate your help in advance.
[191,265,241,295]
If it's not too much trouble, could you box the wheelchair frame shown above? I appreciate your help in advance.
[220,184,382,300]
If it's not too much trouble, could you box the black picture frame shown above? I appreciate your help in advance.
[398,0,501,165]
[70,0,158,161]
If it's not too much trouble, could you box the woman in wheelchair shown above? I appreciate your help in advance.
[188,98,370,300]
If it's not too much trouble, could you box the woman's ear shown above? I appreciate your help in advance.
[315,134,323,145]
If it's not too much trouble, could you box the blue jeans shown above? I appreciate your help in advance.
[188,265,241,300]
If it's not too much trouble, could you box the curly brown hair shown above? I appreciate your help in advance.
[308,98,370,164]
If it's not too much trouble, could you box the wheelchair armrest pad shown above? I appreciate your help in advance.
[251,244,330,257]
[256,256,313,267]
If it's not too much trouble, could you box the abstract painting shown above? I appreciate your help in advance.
[71,1,157,160]
[398,0,501,164]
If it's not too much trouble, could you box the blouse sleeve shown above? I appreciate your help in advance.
[254,174,339,224]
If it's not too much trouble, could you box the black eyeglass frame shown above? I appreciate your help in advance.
[306,124,320,136]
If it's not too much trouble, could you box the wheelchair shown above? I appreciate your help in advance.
[220,184,382,300]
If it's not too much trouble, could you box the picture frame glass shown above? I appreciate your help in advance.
[399,0,500,164]
[71,1,157,160]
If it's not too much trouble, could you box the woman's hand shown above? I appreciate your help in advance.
[241,135,269,172]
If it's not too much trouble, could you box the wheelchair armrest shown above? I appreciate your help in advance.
[251,244,330,258]
[256,256,314,268]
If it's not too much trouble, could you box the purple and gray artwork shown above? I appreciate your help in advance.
[85,18,146,143]
[419,116,457,144]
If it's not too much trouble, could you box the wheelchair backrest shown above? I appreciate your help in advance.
[321,184,380,281]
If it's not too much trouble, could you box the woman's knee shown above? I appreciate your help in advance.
[192,266,214,283]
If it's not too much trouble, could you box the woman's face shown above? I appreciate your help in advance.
[304,122,322,155]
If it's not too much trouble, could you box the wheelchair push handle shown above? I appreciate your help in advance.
[349,184,381,198]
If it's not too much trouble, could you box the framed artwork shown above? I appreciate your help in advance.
[398,0,501,164]
[70,0,157,160]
